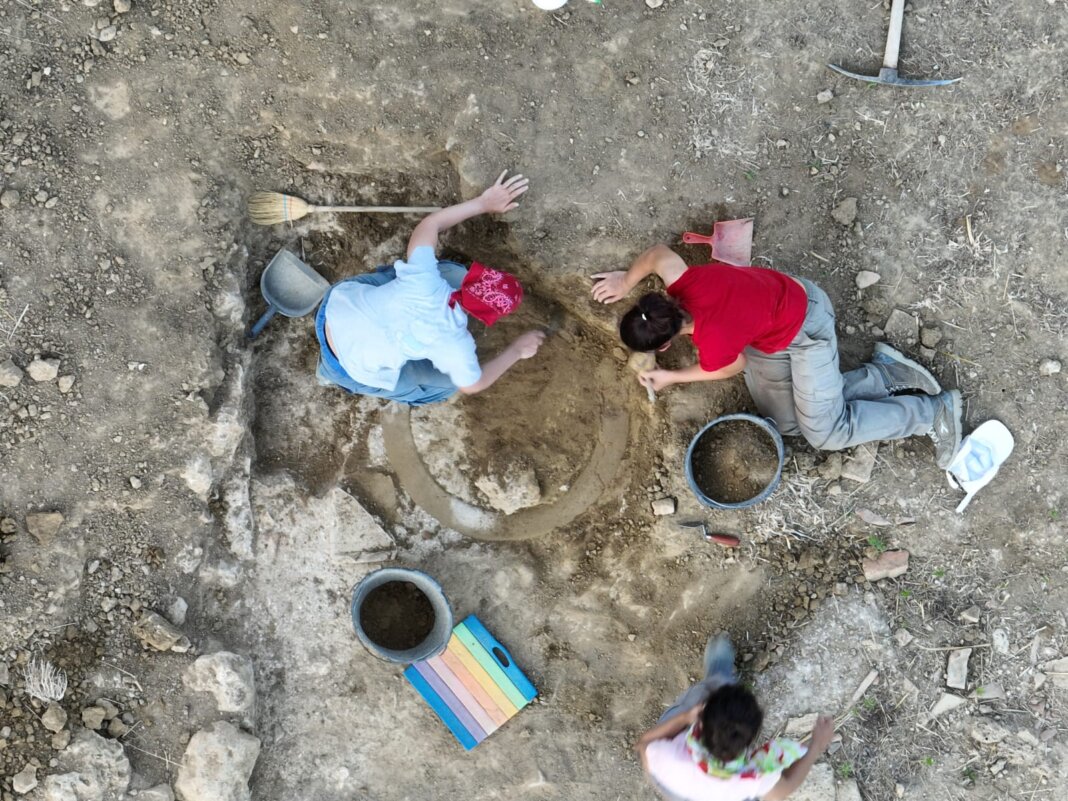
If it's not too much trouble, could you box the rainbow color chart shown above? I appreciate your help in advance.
[404,616,537,750]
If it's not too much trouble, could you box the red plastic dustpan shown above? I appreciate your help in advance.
[682,218,754,266]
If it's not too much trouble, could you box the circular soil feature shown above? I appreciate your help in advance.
[358,581,435,651]
[412,292,608,511]
[690,419,780,505]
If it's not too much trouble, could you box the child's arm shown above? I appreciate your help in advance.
[762,715,834,801]
[638,355,747,392]
[406,171,528,258]
[634,705,701,770]
[591,244,688,304]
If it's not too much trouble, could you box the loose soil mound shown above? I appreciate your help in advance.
[359,581,435,651]
[690,420,779,505]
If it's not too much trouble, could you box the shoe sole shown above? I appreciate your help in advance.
[936,390,963,469]
[874,342,941,395]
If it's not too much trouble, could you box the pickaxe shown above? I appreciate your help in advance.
[828,0,960,88]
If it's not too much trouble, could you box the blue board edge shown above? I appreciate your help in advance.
[461,615,538,702]
[404,665,479,751]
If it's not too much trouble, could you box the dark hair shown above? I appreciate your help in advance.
[700,685,764,762]
[619,292,685,351]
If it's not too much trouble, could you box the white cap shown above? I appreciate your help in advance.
[945,420,1014,513]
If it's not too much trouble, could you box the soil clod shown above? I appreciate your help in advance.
[359,581,435,651]
[690,420,779,505]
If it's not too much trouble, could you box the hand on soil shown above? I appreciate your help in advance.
[809,715,835,755]
[480,170,529,213]
[590,270,629,303]
[639,368,673,392]
[512,330,547,359]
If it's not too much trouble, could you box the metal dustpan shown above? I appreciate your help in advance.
[682,218,754,266]
[248,248,330,339]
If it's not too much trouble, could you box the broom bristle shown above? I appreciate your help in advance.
[248,191,311,225]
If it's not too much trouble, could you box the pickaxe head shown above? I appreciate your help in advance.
[828,64,961,87]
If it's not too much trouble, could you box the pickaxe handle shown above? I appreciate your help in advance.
[884,0,906,71]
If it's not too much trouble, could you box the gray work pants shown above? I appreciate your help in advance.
[743,279,938,450]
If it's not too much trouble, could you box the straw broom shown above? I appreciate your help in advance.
[248,191,441,226]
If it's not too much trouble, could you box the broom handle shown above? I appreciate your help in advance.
[309,205,442,214]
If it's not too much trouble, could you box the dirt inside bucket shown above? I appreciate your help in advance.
[690,419,779,505]
[359,581,435,651]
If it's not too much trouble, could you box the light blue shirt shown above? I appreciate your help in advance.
[324,247,481,391]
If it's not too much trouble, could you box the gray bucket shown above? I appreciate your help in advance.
[350,568,453,663]
[684,413,785,510]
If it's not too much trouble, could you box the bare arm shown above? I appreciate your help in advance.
[458,331,545,395]
[762,715,834,801]
[639,354,747,392]
[407,171,529,258]
[634,705,701,771]
[591,244,688,304]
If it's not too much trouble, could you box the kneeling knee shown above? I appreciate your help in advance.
[802,428,850,451]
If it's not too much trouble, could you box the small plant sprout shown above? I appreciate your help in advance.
[24,654,68,702]
[836,762,854,779]
[867,535,889,553]
[921,756,935,767]
[932,567,946,578]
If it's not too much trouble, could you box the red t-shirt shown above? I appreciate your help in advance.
[666,263,807,372]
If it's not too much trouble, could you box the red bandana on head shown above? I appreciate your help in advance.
[449,262,524,326]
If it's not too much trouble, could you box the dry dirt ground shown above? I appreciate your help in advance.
[1,0,1066,800]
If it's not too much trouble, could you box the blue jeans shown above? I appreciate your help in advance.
[743,278,938,450]
[657,634,738,724]
[315,261,468,407]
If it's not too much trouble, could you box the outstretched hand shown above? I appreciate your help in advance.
[512,330,546,359]
[808,715,835,755]
[639,368,675,393]
[480,170,530,214]
[590,271,630,304]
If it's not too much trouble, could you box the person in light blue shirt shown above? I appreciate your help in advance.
[315,171,545,406]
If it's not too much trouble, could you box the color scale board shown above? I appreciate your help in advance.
[404,615,537,750]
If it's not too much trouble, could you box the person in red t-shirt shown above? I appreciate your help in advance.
[592,245,963,466]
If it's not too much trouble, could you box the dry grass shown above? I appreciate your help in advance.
[23,654,67,702]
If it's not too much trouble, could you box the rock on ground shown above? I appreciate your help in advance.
[928,692,966,719]
[831,197,858,226]
[183,652,256,713]
[1040,657,1068,688]
[838,779,863,801]
[855,270,881,289]
[863,550,909,582]
[651,497,676,516]
[946,648,971,689]
[0,357,24,387]
[883,309,920,346]
[1038,358,1061,376]
[132,611,186,651]
[26,512,65,545]
[135,786,175,801]
[81,705,107,729]
[41,702,68,732]
[13,764,37,794]
[841,443,878,483]
[789,762,835,801]
[474,456,541,515]
[27,357,60,382]
[175,721,261,801]
[40,730,131,801]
